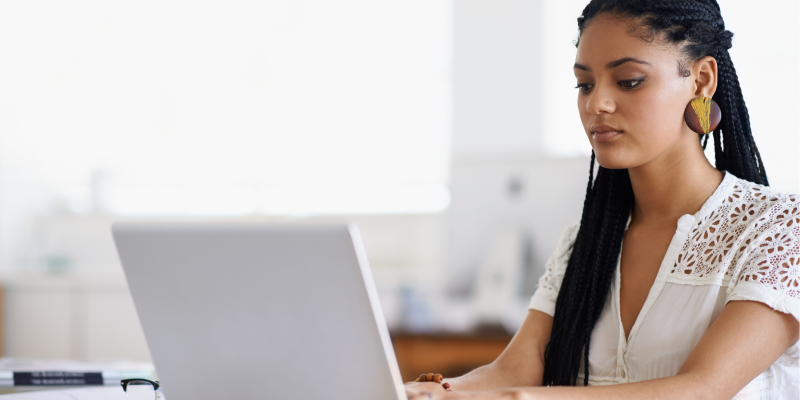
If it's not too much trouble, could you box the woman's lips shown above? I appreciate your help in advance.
[592,130,622,141]
[591,124,622,142]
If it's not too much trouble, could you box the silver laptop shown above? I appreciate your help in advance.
[112,222,406,400]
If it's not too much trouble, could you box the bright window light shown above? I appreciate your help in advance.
[0,1,453,216]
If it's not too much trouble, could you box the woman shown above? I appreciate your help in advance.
[406,0,799,399]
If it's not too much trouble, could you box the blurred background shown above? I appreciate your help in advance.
[0,0,796,381]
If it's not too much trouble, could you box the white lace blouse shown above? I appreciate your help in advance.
[529,171,799,399]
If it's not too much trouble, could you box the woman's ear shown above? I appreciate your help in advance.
[693,56,718,98]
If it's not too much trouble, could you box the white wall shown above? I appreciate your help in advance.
[452,0,543,158]
[720,0,800,193]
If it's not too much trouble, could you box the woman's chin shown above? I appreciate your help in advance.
[594,152,637,170]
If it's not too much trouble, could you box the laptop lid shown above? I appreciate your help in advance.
[112,222,406,400]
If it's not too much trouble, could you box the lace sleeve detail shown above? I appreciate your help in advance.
[529,223,580,316]
[727,197,800,322]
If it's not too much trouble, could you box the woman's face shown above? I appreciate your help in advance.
[574,14,705,169]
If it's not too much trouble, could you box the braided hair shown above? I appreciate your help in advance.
[542,0,768,386]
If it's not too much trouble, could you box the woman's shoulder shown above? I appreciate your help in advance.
[672,174,799,285]
[558,222,581,248]
[723,175,799,231]
[729,174,798,201]
[693,173,798,236]
[671,174,799,310]
[533,223,580,296]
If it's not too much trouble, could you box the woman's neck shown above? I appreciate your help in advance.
[628,136,724,224]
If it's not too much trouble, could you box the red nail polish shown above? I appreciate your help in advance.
[442,382,450,390]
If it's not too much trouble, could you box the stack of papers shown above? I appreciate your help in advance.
[0,358,155,387]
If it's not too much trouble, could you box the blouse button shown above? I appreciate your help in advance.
[620,369,627,379]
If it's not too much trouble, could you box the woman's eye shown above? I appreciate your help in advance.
[575,83,594,94]
[618,78,645,89]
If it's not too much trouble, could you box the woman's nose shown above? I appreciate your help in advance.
[585,84,616,115]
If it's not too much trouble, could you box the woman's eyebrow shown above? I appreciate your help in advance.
[573,57,653,71]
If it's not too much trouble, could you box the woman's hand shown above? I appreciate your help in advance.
[405,384,523,400]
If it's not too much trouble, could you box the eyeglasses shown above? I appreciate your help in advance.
[120,379,164,400]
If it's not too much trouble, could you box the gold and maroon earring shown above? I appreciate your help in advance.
[684,96,721,134]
